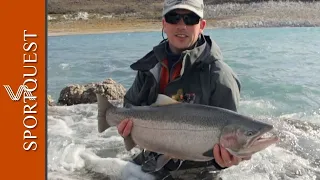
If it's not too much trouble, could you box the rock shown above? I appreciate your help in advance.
[48,95,55,106]
[58,78,126,106]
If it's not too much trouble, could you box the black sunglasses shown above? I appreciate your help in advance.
[164,12,200,26]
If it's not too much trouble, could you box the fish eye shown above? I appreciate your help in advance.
[245,131,255,136]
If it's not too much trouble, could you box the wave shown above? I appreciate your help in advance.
[47,102,320,180]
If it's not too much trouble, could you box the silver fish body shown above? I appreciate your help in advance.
[96,94,279,168]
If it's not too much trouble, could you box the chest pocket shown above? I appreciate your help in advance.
[178,63,214,105]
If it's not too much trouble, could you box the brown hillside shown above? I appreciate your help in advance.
[48,0,319,18]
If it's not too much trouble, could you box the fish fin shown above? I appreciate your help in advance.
[155,154,172,171]
[202,148,214,157]
[151,94,181,106]
[124,135,136,151]
[96,94,117,133]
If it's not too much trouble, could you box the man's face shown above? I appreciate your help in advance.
[162,9,206,53]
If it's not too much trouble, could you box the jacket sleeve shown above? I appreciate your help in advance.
[123,71,145,107]
[209,62,241,112]
[208,62,241,170]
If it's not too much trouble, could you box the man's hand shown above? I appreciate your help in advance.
[117,119,133,138]
[213,144,251,168]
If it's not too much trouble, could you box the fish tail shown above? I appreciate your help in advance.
[96,93,117,133]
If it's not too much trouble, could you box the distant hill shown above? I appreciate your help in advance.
[48,0,319,19]
[48,0,320,32]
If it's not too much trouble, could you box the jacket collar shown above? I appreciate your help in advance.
[130,34,223,71]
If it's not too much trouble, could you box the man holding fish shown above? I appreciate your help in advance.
[96,0,279,179]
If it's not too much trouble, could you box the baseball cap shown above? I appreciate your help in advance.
[162,0,204,18]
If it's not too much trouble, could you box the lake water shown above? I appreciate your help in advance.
[47,27,320,180]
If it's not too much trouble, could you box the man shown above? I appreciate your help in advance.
[116,0,250,179]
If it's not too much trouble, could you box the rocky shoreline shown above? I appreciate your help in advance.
[47,78,126,106]
[204,1,320,28]
[48,1,320,36]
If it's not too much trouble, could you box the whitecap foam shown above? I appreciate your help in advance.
[279,108,320,125]
[47,103,320,180]
[79,150,155,180]
[218,146,319,180]
[238,98,278,117]
[59,63,70,70]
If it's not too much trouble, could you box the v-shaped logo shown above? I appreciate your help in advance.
[3,85,36,101]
